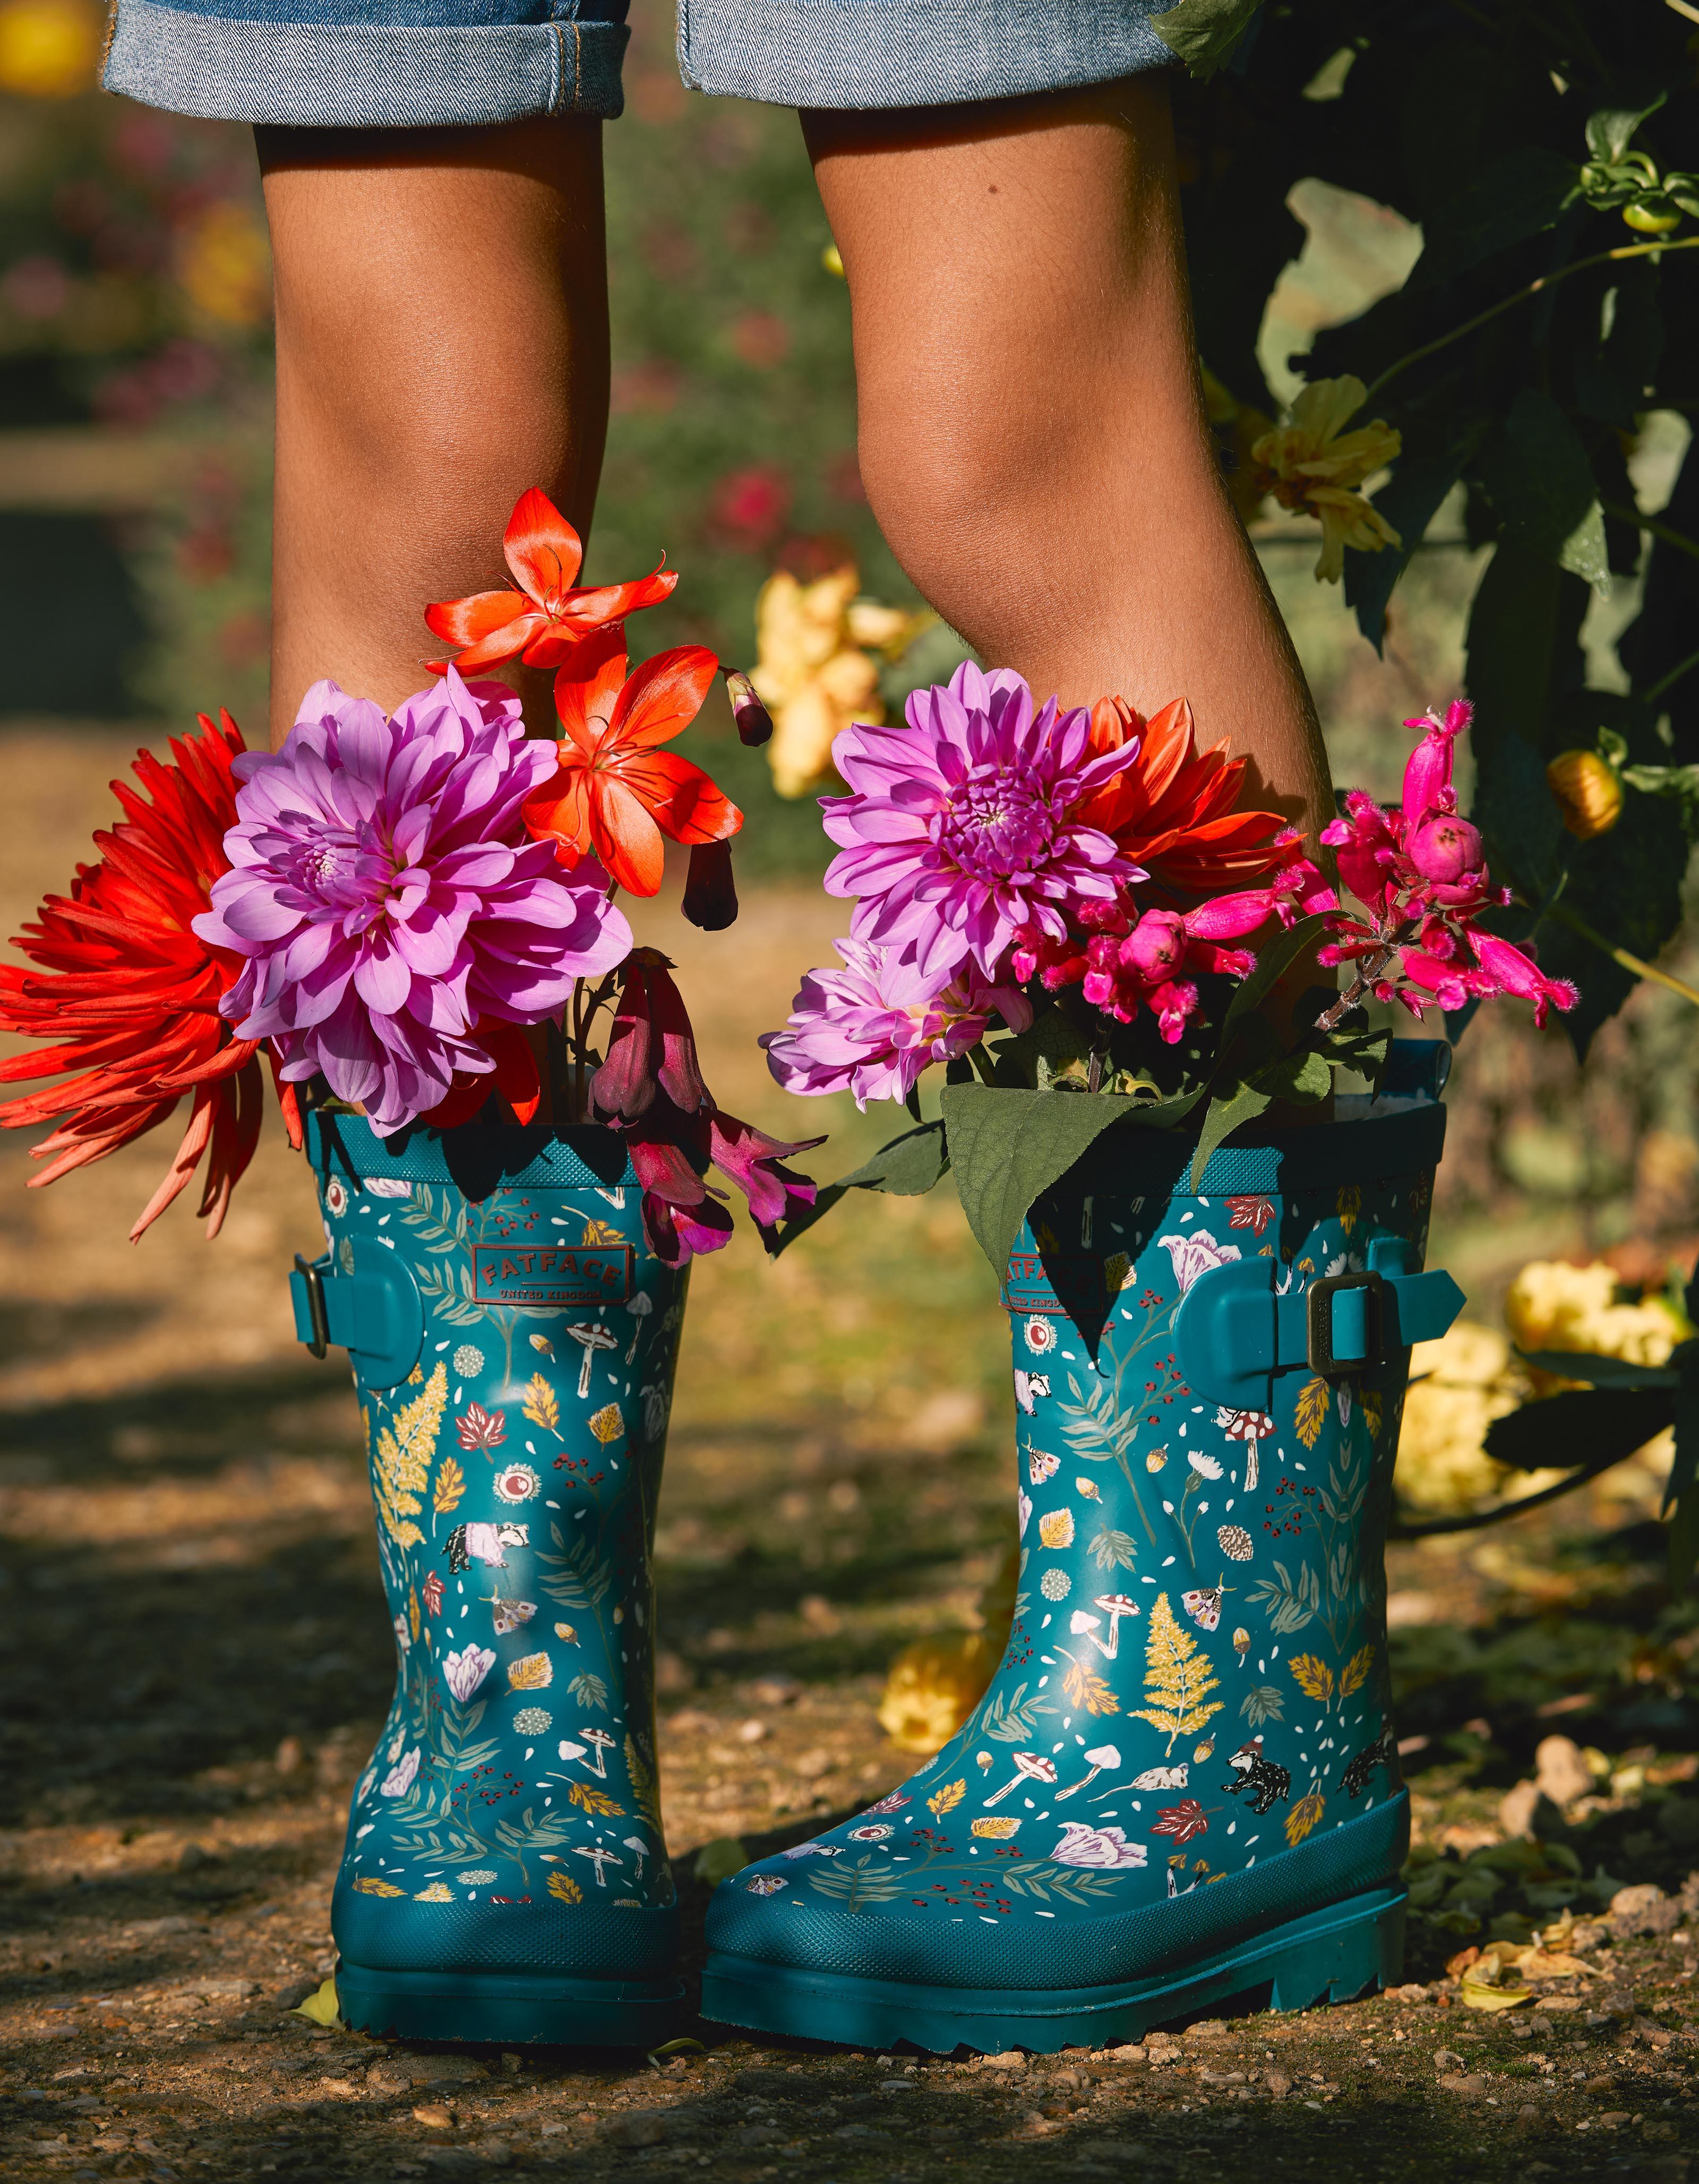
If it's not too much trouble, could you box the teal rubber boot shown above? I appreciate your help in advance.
[702,1068,1462,2053]
[291,1109,685,2047]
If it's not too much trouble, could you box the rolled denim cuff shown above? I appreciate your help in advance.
[103,0,629,126]
[676,0,1171,110]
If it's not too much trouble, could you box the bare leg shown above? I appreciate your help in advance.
[804,75,1331,840]
[257,119,610,747]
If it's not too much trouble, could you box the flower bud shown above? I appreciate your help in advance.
[723,669,774,748]
[1123,910,1185,979]
[682,840,739,931]
[1546,749,1623,839]
[1406,813,1484,885]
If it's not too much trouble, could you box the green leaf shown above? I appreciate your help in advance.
[1667,1367,1699,1589]
[1345,419,1488,652]
[1410,148,1582,289]
[1512,1350,1681,1390]
[1149,0,1262,78]
[1586,92,1666,168]
[1188,1081,1274,1192]
[1483,1388,1675,1472]
[940,1084,1197,1279]
[1573,263,1664,431]
[1219,913,1334,1046]
[1476,389,1609,592]
[767,1119,948,1257]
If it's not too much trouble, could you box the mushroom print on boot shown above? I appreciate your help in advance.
[289,1111,688,2048]
[702,1077,1463,2054]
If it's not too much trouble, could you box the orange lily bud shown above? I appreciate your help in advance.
[1546,749,1623,839]
[724,668,774,748]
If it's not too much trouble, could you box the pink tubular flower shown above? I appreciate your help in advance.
[1082,892,1281,1041]
[1318,700,1577,1031]
[194,672,632,1134]
[592,952,821,1265]
[820,661,1146,984]
[760,938,1033,1108]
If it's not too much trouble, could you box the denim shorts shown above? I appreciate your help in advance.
[102,0,1173,129]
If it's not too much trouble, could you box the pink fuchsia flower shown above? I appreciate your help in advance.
[591,953,821,1265]
[1394,931,1580,1029]
[760,937,1033,1108]
[821,661,1145,984]
[196,673,631,1134]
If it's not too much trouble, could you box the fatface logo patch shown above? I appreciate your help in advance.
[1004,1250,1106,1316]
[473,1244,633,1307]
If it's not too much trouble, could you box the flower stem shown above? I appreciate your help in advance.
[1315,947,1395,1031]
[1642,643,1699,707]
[1605,503,1699,565]
[1544,899,1699,1009]
[1363,234,1699,406]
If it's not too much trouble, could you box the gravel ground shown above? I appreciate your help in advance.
[3,725,1696,2181]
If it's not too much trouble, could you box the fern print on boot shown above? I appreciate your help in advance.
[291,1110,685,2047]
[702,1092,1462,2053]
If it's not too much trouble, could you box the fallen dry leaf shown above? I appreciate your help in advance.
[290,1976,340,2027]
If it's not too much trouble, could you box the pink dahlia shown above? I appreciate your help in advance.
[821,662,1144,984]
[195,672,631,1133]
[761,939,1032,1108]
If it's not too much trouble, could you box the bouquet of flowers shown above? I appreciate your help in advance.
[0,487,818,1266]
[761,663,1578,1277]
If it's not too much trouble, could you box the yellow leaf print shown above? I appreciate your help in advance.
[432,1451,466,1518]
[547,1869,584,1904]
[1336,1185,1361,1235]
[1061,1654,1120,1716]
[1289,1654,1335,1704]
[1340,1644,1375,1698]
[1130,1592,1223,1755]
[372,1363,448,1549]
[1293,1375,1329,1451]
[1103,1252,1131,1295]
[568,1783,625,1818]
[1038,1508,1075,1550]
[351,1877,405,1897]
[507,1652,553,1691]
[927,1779,966,1819]
[625,1733,663,1830]
[1285,1791,1325,1845]
[408,1587,421,1642]
[522,1373,561,1435]
[971,1815,1019,1839]
[581,1218,621,1247]
[1361,1390,1384,1445]
[588,1403,625,1445]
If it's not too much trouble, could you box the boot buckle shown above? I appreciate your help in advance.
[294,1253,331,1359]
[1308,1271,1385,1376]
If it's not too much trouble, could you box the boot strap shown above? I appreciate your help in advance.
[1173,1236,1463,1410]
[290,1242,426,1389]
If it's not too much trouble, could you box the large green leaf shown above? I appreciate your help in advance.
[1585,91,1666,167]
[1513,1349,1681,1390]
[1573,262,1664,431]
[1219,913,1333,1045]
[1149,0,1263,78]
[769,1118,947,1256]
[1476,389,1609,592]
[1667,1367,1699,1589]
[940,1084,1198,1279]
[1483,1387,1675,1472]
[1345,418,1486,652]
[1409,148,1582,289]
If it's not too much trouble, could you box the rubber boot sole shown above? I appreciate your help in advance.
[700,1885,1405,2055]
[336,1960,685,2048]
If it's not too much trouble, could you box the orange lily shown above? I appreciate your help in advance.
[1078,696,1297,894]
[521,627,743,897]
[424,487,679,675]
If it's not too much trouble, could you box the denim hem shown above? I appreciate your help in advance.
[104,0,628,124]
[677,0,1171,109]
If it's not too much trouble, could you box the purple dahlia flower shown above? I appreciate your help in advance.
[821,661,1144,983]
[194,672,631,1133]
[760,937,1032,1108]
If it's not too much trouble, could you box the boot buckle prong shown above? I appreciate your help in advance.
[295,1253,331,1359]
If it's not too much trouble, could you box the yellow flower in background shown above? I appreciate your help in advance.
[176,201,272,330]
[1504,1258,1688,1369]
[0,0,100,96]
[750,564,933,799]
[1250,375,1402,583]
[1394,1322,1539,1515]
[1199,363,1276,529]
[877,1630,998,1753]
[1546,750,1623,840]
